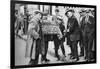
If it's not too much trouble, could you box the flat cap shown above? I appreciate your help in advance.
[79,9,86,13]
[57,16,63,20]
[55,8,59,12]
[34,10,44,15]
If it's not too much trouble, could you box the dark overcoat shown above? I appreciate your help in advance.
[67,15,80,41]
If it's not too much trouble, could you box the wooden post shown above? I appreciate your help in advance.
[38,5,40,10]
[43,5,44,12]
[50,6,52,15]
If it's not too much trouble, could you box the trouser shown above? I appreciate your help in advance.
[67,35,73,56]
[42,40,49,60]
[91,39,95,60]
[71,41,78,58]
[91,34,95,59]
[79,39,84,56]
[54,35,60,58]
[60,41,65,56]
[54,40,59,58]
[33,39,41,64]
[83,32,93,60]
[70,44,74,56]
[79,31,84,56]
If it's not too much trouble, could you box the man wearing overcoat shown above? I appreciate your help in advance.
[25,10,44,65]
[65,9,80,61]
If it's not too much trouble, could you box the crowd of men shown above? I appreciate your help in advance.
[15,7,95,65]
[66,9,95,62]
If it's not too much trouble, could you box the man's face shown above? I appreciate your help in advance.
[67,12,73,17]
[57,19,62,24]
[88,12,92,16]
[37,13,42,20]
[55,11,59,15]
[92,12,94,16]
[44,10,49,15]
[80,12,85,17]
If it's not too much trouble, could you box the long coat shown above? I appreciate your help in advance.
[80,15,95,59]
[67,15,80,41]
[25,16,40,59]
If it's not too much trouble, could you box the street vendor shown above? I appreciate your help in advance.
[41,9,63,61]
[41,9,51,62]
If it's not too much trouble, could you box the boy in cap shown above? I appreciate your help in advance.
[57,16,66,57]
[53,16,66,60]
[52,9,64,60]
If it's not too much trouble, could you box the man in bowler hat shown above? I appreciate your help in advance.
[65,9,80,61]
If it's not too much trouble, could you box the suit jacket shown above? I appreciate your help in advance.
[67,15,80,41]
[81,15,95,35]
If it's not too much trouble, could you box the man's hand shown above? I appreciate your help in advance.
[31,30,39,40]
[57,34,63,39]
[67,29,70,32]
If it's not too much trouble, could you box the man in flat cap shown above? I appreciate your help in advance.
[65,9,80,61]
[25,10,44,65]
[78,9,87,57]
[80,9,95,61]
[91,9,95,17]
[79,9,87,24]
[53,8,62,25]
[86,9,94,17]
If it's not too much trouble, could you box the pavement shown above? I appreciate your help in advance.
[15,35,86,66]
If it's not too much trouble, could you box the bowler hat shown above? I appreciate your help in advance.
[65,9,75,15]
